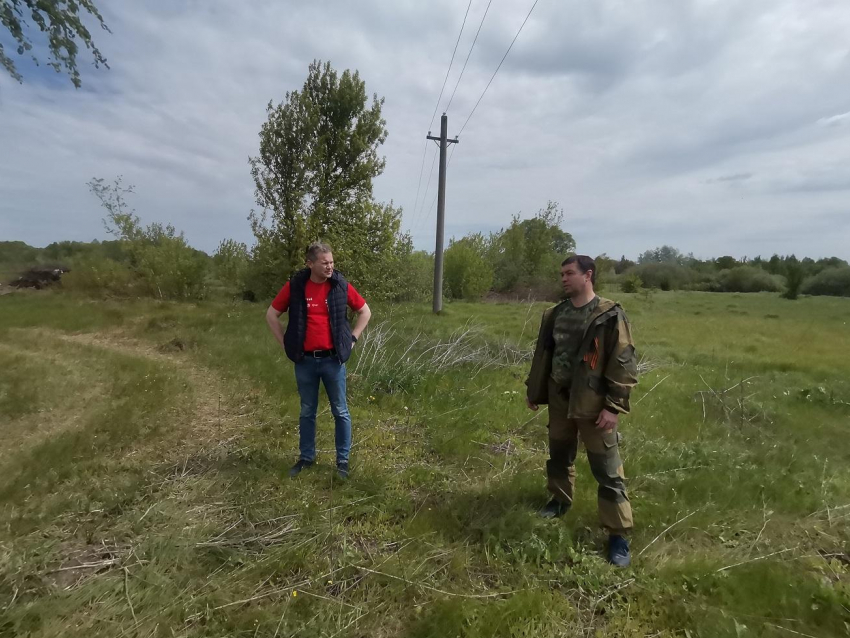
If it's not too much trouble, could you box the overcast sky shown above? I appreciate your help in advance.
[1,0,849,260]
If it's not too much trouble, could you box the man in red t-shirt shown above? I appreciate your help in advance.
[265,242,372,479]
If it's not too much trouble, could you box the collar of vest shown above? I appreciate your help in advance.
[292,269,343,286]
[590,296,619,319]
[550,296,618,317]
[545,296,621,344]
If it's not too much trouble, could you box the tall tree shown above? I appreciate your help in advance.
[638,245,686,265]
[715,255,738,270]
[614,255,636,274]
[782,254,804,300]
[487,201,575,292]
[248,60,406,298]
[1,0,110,87]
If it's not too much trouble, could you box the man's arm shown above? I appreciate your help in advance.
[351,303,372,340]
[266,305,285,348]
[525,307,555,410]
[596,311,638,429]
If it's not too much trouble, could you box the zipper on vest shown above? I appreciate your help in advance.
[326,283,342,364]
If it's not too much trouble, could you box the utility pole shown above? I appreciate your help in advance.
[427,113,459,313]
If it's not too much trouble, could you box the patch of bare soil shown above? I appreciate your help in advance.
[40,540,130,591]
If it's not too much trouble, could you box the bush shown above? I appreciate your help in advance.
[62,255,138,297]
[42,240,132,266]
[0,241,40,266]
[86,176,210,300]
[614,256,636,274]
[64,239,207,300]
[620,274,643,293]
[444,236,494,300]
[626,263,692,291]
[717,266,784,293]
[396,251,433,302]
[594,254,616,289]
[244,233,295,301]
[135,236,208,300]
[687,272,722,292]
[213,239,249,291]
[802,266,850,297]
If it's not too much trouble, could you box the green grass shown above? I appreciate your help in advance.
[0,290,848,637]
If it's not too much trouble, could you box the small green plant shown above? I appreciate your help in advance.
[639,285,656,305]
[621,273,643,293]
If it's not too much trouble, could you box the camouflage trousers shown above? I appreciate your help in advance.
[546,379,633,535]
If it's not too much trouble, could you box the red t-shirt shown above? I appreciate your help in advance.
[271,279,366,352]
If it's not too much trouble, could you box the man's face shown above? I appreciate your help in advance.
[560,262,591,296]
[307,252,334,280]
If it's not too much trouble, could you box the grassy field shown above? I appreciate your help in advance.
[0,289,848,637]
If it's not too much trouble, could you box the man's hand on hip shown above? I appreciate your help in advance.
[595,409,619,431]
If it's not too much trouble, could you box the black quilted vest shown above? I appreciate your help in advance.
[283,269,353,363]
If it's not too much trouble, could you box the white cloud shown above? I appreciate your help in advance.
[1,0,849,260]
[818,111,850,127]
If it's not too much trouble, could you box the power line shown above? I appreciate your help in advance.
[427,0,474,132]
[415,142,440,226]
[444,0,494,114]
[410,139,429,220]
[410,0,473,234]
[417,143,458,237]
[447,142,458,168]
[458,0,541,136]
[407,141,439,238]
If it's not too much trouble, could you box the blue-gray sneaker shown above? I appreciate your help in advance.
[336,462,350,479]
[289,458,314,478]
[607,535,631,567]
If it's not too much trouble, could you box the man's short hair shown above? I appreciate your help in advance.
[306,242,333,262]
[562,254,596,284]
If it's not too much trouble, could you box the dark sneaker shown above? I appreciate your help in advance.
[289,459,314,478]
[538,498,571,519]
[607,535,631,567]
[336,462,350,479]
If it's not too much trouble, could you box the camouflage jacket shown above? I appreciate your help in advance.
[525,297,638,418]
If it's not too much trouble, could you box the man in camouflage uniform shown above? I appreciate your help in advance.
[526,255,638,566]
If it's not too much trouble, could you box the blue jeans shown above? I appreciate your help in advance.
[293,356,352,464]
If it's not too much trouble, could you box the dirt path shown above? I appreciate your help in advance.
[2,327,253,460]
[0,327,261,596]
